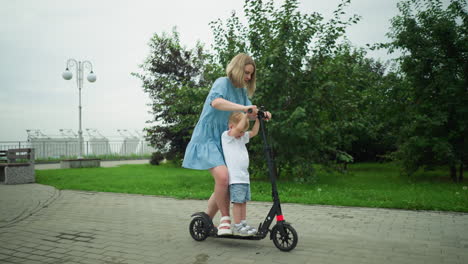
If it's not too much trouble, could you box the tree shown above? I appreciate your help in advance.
[132,29,221,161]
[309,44,403,164]
[135,0,402,180]
[210,0,402,180]
[385,0,468,181]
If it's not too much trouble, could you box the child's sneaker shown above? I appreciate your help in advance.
[233,223,255,236]
[241,220,257,234]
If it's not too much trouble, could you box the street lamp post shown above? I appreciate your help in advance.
[62,59,97,159]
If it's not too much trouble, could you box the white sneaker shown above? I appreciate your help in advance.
[241,220,257,234]
[233,223,255,236]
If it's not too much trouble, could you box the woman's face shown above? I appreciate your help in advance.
[243,64,255,83]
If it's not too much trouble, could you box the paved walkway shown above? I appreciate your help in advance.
[0,163,467,263]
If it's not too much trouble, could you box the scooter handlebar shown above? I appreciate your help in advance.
[247,108,267,119]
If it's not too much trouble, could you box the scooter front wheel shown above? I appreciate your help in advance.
[189,216,209,241]
[271,223,298,251]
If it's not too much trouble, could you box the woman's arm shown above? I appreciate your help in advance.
[211,98,257,114]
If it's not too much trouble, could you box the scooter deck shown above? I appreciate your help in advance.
[211,228,265,240]
[213,233,264,240]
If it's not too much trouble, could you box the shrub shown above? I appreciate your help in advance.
[150,152,165,165]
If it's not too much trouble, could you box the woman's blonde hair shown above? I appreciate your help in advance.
[226,53,256,97]
[229,112,249,131]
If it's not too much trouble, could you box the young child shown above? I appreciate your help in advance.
[221,111,260,236]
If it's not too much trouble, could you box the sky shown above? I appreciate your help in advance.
[0,0,436,142]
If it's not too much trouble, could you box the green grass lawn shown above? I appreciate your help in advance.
[36,162,468,212]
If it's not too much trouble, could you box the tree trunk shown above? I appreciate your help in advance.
[450,165,457,182]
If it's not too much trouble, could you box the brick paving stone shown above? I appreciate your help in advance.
[1,181,468,264]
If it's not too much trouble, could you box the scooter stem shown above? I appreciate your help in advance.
[258,112,283,216]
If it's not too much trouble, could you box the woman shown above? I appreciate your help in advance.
[182,53,271,235]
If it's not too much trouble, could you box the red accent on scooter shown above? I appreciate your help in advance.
[276,215,284,221]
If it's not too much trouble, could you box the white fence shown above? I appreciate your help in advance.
[0,140,156,159]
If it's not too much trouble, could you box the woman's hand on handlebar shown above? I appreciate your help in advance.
[245,106,272,121]
[245,105,258,119]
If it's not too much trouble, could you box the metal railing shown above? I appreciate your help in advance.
[0,140,156,160]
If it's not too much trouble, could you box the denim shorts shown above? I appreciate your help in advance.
[229,183,251,203]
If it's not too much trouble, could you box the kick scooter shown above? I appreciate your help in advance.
[189,109,298,251]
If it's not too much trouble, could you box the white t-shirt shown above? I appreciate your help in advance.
[221,131,250,185]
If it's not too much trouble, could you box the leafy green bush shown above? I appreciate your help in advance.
[150,152,165,165]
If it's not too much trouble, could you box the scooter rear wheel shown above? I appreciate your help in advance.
[189,216,209,241]
[271,223,298,251]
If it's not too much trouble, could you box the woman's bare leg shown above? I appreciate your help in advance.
[207,165,230,228]
[205,192,218,218]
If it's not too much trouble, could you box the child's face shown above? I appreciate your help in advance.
[229,124,247,139]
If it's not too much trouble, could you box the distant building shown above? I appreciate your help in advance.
[26,129,81,158]
[86,129,111,156]
[20,128,155,159]
[117,129,139,155]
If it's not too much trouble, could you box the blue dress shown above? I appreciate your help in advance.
[182,77,252,170]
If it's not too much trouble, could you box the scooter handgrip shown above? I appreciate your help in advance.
[258,110,265,119]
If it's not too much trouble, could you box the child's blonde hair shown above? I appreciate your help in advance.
[229,112,249,131]
[226,53,256,97]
